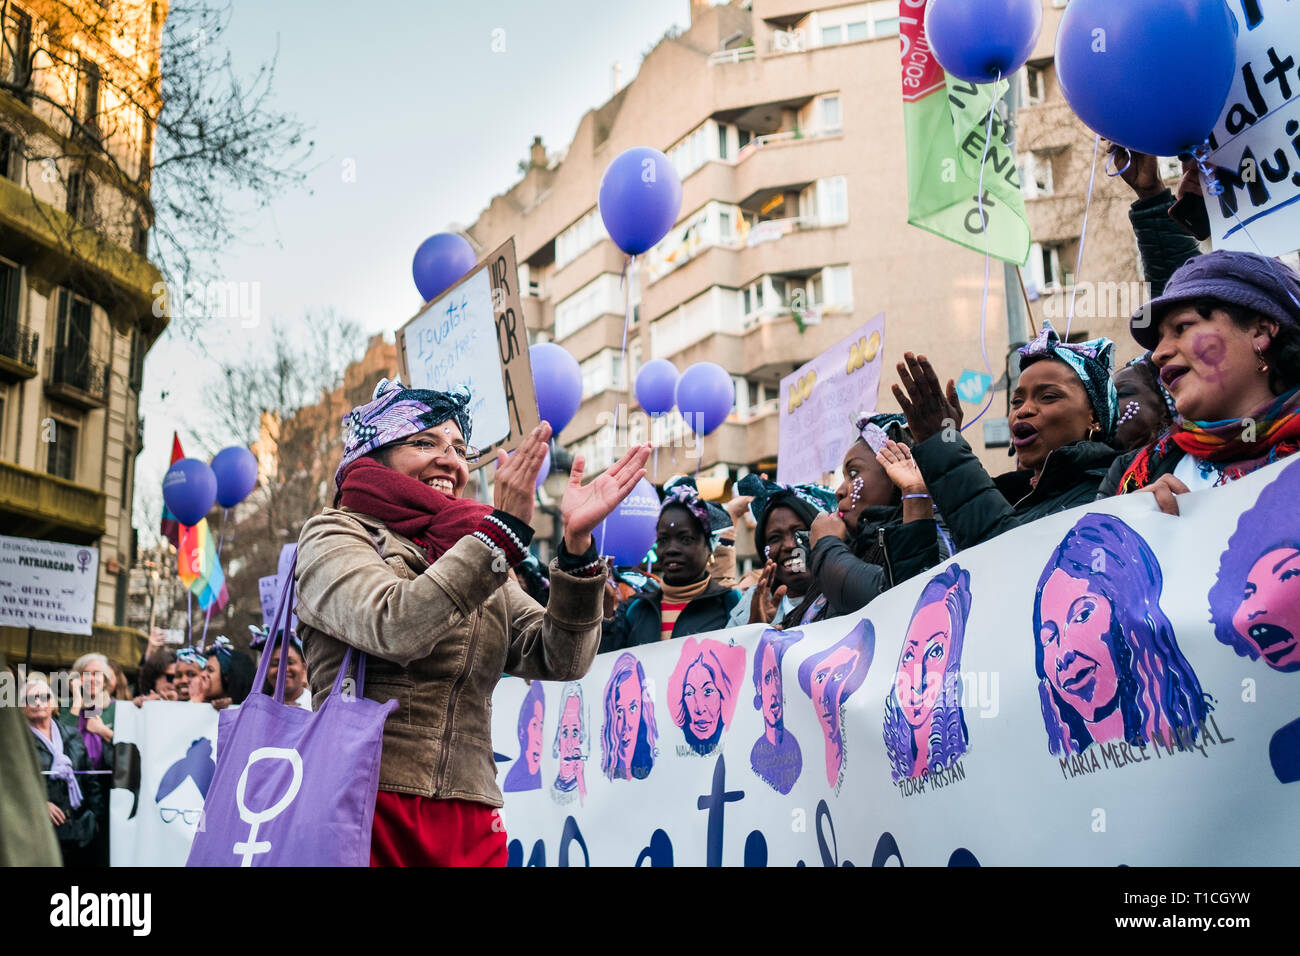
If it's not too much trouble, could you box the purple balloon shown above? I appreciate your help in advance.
[162,458,217,527]
[675,362,734,437]
[529,343,583,435]
[926,0,1042,84]
[1056,0,1238,157]
[412,233,477,302]
[596,477,660,566]
[211,446,259,508]
[598,147,683,256]
[635,359,679,416]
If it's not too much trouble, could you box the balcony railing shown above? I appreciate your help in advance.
[707,46,756,66]
[0,323,39,378]
[0,458,107,540]
[45,348,109,407]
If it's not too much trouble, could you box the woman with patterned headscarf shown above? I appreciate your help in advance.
[602,476,741,649]
[295,377,650,866]
[726,474,838,628]
[894,322,1121,550]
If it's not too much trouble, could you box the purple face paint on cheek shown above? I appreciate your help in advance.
[1191,333,1228,384]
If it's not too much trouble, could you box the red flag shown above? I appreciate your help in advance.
[160,432,184,548]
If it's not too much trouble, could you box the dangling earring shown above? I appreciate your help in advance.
[1256,345,1270,374]
[707,552,716,567]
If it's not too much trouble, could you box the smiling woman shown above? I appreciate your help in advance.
[1105,251,1300,510]
[295,376,651,866]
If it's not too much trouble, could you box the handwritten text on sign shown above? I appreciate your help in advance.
[397,239,539,461]
[1207,0,1300,256]
[777,314,886,486]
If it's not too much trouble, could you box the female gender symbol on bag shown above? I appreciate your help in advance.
[232,747,303,866]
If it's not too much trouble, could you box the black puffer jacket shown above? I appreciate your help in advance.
[802,506,952,621]
[31,719,102,851]
[1130,188,1203,297]
[913,434,1120,551]
[600,579,741,651]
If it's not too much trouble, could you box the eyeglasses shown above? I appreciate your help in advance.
[159,808,202,824]
[392,437,480,464]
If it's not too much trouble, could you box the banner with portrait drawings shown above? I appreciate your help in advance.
[492,456,1300,866]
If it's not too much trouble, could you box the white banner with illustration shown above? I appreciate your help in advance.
[110,702,220,867]
[493,457,1300,866]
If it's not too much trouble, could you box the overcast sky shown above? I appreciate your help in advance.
[136,0,688,533]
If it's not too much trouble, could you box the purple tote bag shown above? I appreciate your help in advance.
[186,561,396,867]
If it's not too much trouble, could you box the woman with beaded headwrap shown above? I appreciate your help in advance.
[1113,355,1177,452]
[788,414,954,624]
[894,322,1121,550]
[602,476,741,649]
[294,377,651,866]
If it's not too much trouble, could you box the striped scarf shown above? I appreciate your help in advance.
[1118,387,1300,492]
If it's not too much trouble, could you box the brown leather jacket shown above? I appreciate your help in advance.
[294,507,604,807]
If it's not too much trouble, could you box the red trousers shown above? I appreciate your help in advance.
[369,790,507,867]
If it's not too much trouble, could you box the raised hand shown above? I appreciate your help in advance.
[560,442,653,554]
[893,353,963,444]
[810,511,848,547]
[876,440,926,495]
[494,422,553,525]
[749,562,787,625]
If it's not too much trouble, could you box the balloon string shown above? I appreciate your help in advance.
[961,71,1002,436]
[186,588,193,650]
[1065,133,1101,342]
[616,254,636,457]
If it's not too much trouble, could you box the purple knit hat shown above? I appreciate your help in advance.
[334,377,474,489]
[1131,250,1300,351]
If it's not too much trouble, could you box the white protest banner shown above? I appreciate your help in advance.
[776,315,885,486]
[493,455,1300,865]
[397,238,539,462]
[0,534,98,635]
[1205,0,1300,256]
[110,701,220,867]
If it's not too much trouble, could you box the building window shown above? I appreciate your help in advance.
[1018,151,1055,199]
[579,348,625,400]
[0,128,18,181]
[65,169,95,221]
[868,0,900,37]
[819,95,842,135]
[803,176,849,225]
[76,57,101,139]
[820,24,842,45]
[1022,63,1046,106]
[717,123,729,160]
[47,419,79,481]
[1029,242,1066,292]
[554,273,621,340]
[1,6,31,90]
[556,209,602,270]
[128,328,146,391]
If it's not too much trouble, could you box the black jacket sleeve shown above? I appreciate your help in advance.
[1130,189,1202,297]
[912,433,1023,551]
[810,537,888,616]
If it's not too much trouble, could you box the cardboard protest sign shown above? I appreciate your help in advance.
[776,315,886,486]
[494,456,1300,865]
[1205,0,1300,256]
[397,238,540,465]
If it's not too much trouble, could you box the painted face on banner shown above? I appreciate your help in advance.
[614,672,643,769]
[813,645,861,741]
[1233,547,1300,672]
[1039,570,1120,722]
[525,700,545,775]
[896,596,954,730]
[684,662,723,742]
[558,696,583,781]
[760,643,783,730]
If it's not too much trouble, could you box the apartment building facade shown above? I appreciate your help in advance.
[0,1,166,670]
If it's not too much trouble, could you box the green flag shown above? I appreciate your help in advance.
[901,5,1031,266]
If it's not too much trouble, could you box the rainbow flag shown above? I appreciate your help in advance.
[901,2,1030,265]
[178,518,228,613]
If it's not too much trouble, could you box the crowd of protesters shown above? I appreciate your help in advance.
[7,142,1300,868]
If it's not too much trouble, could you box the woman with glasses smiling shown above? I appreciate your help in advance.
[295,377,651,866]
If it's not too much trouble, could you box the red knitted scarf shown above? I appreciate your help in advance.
[338,457,490,562]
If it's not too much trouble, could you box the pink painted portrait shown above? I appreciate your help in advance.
[667,638,747,757]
